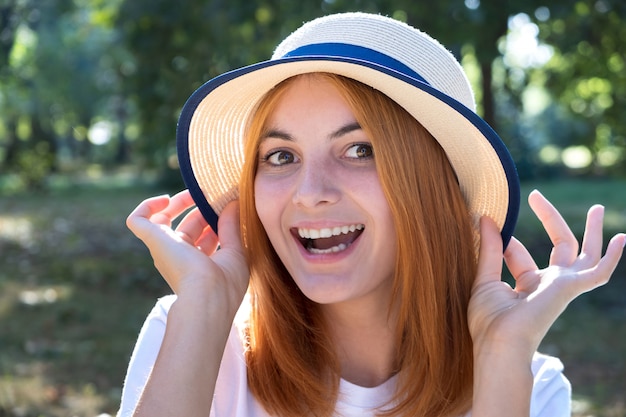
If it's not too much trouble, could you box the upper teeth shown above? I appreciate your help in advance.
[298,224,364,239]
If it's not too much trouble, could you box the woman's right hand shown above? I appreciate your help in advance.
[125,191,249,416]
[126,190,249,313]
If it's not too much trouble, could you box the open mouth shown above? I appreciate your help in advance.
[292,224,365,254]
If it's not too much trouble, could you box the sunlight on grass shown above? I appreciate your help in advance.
[572,397,595,416]
[0,371,49,415]
[19,286,72,306]
[0,372,112,417]
[573,396,626,417]
[0,215,34,247]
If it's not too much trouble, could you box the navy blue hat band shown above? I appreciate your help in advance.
[281,43,430,86]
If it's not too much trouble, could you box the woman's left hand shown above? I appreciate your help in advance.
[468,189,625,358]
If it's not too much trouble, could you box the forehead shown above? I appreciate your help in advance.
[264,76,357,128]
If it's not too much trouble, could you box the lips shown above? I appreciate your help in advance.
[292,224,365,254]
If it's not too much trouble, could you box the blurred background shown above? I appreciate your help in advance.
[0,0,624,416]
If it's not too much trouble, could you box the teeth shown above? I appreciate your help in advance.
[297,224,364,239]
[309,243,347,254]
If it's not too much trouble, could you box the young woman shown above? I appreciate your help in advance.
[119,13,625,417]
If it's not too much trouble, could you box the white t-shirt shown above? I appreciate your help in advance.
[117,295,571,417]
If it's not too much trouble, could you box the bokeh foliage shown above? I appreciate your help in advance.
[0,0,625,188]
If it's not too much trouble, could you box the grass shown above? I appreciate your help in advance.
[0,177,625,416]
[0,184,172,416]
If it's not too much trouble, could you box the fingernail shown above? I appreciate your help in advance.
[528,189,543,201]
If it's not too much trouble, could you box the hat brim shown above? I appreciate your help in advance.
[177,55,520,248]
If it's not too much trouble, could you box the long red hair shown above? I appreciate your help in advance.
[239,73,476,417]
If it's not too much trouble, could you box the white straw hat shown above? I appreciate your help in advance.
[177,12,520,247]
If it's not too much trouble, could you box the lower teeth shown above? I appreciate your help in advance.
[308,243,347,254]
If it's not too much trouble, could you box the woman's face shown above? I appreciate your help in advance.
[254,76,398,308]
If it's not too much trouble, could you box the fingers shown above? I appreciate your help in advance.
[529,190,618,270]
[167,195,241,253]
[578,204,605,268]
[604,233,626,266]
[528,190,578,267]
[504,237,537,272]
[127,191,241,255]
[175,207,212,245]
[579,232,626,292]
[127,190,200,244]
[475,216,504,287]
[522,189,624,296]
[504,236,538,278]
[149,190,195,226]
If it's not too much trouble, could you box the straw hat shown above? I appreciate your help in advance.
[177,12,520,247]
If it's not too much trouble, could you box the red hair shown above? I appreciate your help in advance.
[239,73,476,417]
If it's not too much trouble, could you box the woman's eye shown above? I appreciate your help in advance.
[345,143,373,159]
[265,150,296,166]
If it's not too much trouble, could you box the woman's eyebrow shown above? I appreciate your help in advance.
[260,122,362,142]
[261,129,292,141]
[329,122,362,140]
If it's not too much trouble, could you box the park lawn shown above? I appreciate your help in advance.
[0,184,172,416]
[0,178,625,417]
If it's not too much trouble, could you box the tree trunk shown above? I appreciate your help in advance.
[2,116,19,168]
[480,61,496,132]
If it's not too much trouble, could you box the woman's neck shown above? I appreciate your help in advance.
[321,297,399,387]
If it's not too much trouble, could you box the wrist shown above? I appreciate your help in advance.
[473,337,536,365]
[175,271,246,319]
[175,284,243,322]
[472,343,534,417]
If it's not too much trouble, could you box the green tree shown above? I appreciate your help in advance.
[0,0,73,186]
[115,0,326,181]
[533,0,626,175]
[0,0,132,188]
[115,0,626,181]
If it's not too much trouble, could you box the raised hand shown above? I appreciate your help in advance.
[469,189,625,357]
[125,191,250,417]
[126,190,249,312]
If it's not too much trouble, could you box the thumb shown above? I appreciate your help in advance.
[216,200,243,252]
[475,216,504,287]
[212,200,249,286]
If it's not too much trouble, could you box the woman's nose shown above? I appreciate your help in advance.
[291,162,341,208]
